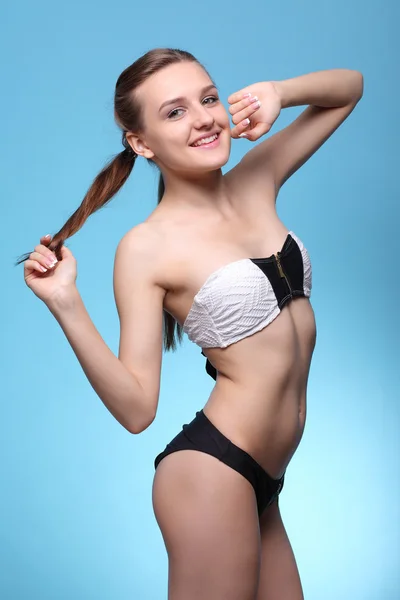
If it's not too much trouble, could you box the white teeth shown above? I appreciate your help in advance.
[192,133,218,147]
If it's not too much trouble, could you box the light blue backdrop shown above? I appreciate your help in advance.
[1,0,398,598]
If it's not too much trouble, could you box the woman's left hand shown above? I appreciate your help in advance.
[228,81,282,141]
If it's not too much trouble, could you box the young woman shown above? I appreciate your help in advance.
[18,48,363,599]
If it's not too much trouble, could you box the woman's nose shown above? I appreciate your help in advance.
[191,104,214,127]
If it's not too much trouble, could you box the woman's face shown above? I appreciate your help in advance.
[132,61,231,175]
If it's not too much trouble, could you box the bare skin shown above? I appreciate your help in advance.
[148,165,316,479]
[148,163,314,599]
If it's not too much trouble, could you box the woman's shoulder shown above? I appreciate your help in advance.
[117,220,168,274]
[119,220,163,253]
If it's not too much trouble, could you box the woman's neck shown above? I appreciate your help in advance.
[160,168,234,215]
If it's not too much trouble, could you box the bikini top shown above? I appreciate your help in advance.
[182,230,312,380]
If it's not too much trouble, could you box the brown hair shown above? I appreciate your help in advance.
[15,47,213,353]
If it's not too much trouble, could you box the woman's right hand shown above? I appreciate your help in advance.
[24,234,78,305]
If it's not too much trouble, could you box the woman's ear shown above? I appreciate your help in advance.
[126,133,155,159]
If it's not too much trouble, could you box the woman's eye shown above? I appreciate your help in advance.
[168,108,184,119]
[203,95,219,105]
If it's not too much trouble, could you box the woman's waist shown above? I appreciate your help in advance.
[203,382,306,469]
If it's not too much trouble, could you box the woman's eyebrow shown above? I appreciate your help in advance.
[158,84,217,113]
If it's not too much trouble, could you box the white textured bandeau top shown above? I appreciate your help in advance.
[182,230,312,349]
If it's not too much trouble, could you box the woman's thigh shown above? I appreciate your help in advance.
[152,449,262,600]
[256,499,304,600]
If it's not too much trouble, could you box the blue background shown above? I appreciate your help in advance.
[1,0,398,598]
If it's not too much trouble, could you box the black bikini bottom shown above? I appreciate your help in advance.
[154,409,285,516]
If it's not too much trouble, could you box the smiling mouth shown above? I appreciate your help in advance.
[190,132,221,148]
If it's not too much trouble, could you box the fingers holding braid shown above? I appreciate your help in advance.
[23,233,77,304]
[25,235,58,275]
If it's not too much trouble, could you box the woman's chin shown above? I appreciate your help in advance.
[188,146,230,170]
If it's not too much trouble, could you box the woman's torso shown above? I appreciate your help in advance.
[145,168,317,479]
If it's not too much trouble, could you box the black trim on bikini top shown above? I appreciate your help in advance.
[201,233,309,381]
